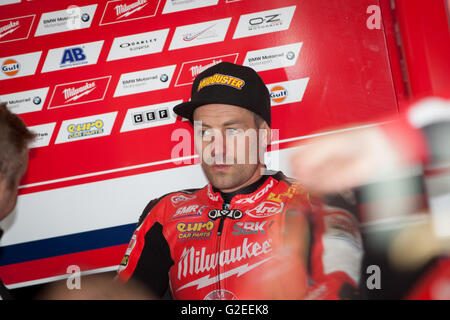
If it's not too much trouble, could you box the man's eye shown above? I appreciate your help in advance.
[225,128,239,135]
[200,129,212,137]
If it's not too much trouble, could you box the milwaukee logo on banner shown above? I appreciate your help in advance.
[99,0,161,25]
[48,76,112,109]
[175,53,239,87]
[0,15,35,44]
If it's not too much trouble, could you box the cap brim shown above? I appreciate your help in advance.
[173,99,231,123]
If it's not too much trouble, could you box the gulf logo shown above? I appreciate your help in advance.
[2,59,20,76]
[270,85,287,104]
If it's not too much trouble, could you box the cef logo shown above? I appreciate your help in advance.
[270,85,287,104]
[1,59,19,76]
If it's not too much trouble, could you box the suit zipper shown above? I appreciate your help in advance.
[216,203,229,294]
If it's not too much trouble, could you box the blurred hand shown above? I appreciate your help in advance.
[290,126,402,193]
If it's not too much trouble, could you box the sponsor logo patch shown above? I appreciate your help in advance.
[243,42,302,72]
[41,41,103,73]
[233,6,296,39]
[34,5,97,37]
[100,0,161,26]
[197,73,245,92]
[0,15,35,43]
[177,221,215,241]
[0,87,49,114]
[106,28,169,61]
[169,18,231,50]
[175,53,238,87]
[245,201,284,218]
[0,51,42,80]
[48,76,111,109]
[55,112,117,144]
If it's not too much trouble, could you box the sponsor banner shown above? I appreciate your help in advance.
[0,51,42,81]
[168,17,231,51]
[34,4,97,37]
[120,99,182,132]
[162,0,218,14]
[55,111,117,144]
[106,28,169,62]
[243,42,302,72]
[267,78,309,106]
[113,64,176,97]
[233,5,296,39]
[99,0,161,26]
[0,87,49,114]
[41,40,104,73]
[48,76,111,109]
[175,53,238,87]
[0,15,35,44]
[0,0,21,6]
[28,122,57,148]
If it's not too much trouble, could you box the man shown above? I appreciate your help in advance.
[117,62,363,299]
[0,102,35,299]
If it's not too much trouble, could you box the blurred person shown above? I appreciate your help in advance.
[290,98,450,194]
[117,62,363,300]
[290,97,450,299]
[0,102,35,300]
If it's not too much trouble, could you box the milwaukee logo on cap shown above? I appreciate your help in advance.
[197,73,245,92]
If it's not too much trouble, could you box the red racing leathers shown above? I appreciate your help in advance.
[117,171,363,300]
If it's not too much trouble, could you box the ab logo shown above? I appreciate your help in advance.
[61,47,86,64]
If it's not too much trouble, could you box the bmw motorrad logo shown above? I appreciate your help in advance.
[81,13,90,22]
[160,74,169,82]
[286,51,295,60]
[33,96,41,105]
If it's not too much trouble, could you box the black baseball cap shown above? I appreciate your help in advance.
[173,62,271,127]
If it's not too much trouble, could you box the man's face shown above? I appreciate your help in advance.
[193,104,269,192]
[0,151,28,221]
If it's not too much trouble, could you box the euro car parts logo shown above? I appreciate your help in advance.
[67,119,104,140]
[99,0,160,26]
[176,221,215,241]
[0,15,35,44]
[55,112,117,144]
